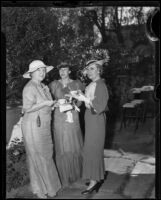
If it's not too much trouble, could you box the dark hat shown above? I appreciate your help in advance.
[57,62,71,70]
[85,59,107,68]
[85,60,98,68]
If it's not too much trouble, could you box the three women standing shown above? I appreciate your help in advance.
[22,60,61,198]
[21,59,108,197]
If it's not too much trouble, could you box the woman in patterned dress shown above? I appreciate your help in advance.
[22,60,61,198]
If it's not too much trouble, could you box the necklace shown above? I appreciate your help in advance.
[39,83,52,100]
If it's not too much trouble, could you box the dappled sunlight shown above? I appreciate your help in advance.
[104,149,155,176]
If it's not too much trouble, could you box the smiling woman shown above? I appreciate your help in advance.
[81,60,109,194]
[72,59,109,194]
[30,67,46,81]
[21,60,61,198]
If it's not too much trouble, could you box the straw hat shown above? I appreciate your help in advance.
[23,60,54,78]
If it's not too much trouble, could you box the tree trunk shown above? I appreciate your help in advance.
[114,7,125,46]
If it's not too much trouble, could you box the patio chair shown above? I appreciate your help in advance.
[119,99,145,132]
[130,99,146,123]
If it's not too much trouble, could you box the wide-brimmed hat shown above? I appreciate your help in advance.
[82,59,106,76]
[85,59,106,68]
[23,60,54,78]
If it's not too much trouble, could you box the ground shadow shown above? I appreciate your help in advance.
[104,99,120,149]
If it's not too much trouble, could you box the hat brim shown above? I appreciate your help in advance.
[83,60,105,71]
[82,59,107,76]
[23,66,54,79]
[86,60,105,68]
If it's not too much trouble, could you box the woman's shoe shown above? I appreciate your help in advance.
[81,182,101,195]
[47,193,56,198]
[36,193,47,199]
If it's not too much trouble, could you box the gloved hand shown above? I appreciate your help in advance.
[68,90,91,104]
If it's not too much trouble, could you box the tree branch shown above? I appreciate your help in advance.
[119,7,123,25]
[91,10,102,32]
[101,6,106,32]
[115,7,120,29]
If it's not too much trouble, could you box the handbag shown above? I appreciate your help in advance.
[6,117,23,149]
[36,113,41,127]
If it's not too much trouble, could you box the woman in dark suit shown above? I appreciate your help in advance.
[72,59,109,194]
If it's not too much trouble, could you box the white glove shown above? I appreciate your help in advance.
[77,93,91,104]
[70,92,91,104]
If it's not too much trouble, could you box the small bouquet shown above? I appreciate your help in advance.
[69,90,91,104]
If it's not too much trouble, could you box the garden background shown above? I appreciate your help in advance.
[2,5,157,195]
[3,6,156,107]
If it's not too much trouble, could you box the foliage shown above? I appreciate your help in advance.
[2,7,95,100]
[6,141,29,192]
[2,6,155,107]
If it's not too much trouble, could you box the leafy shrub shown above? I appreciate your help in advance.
[6,142,29,192]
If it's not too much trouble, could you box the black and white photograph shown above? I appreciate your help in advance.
[2,1,160,199]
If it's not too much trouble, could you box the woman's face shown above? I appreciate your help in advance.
[31,67,46,82]
[86,64,100,81]
[59,67,70,79]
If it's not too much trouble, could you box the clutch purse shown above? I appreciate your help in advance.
[70,90,90,104]
[36,114,41,127]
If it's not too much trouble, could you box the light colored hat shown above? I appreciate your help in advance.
[85,59,107,68]
[82,58,110,76]
[82,59,104,75]
[23,60,54,78]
